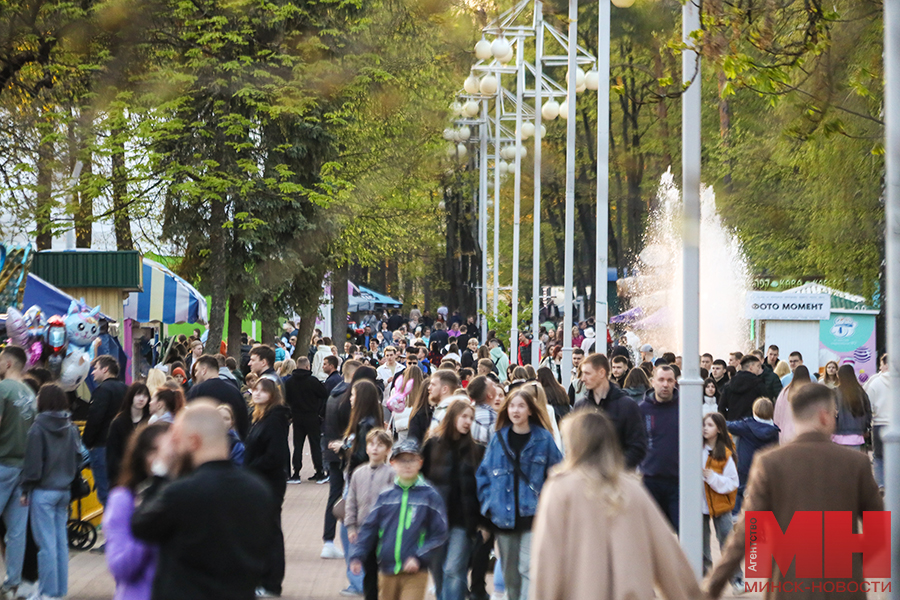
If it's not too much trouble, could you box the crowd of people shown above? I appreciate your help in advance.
[0,303,887,600]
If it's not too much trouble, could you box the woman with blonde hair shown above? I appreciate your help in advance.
[145,368,166,396]
[530,410,701,600]
[821,360,839,388]
[278,358,296,380]
[476,386,562,600]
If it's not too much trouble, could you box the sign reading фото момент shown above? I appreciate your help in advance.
[745,292,831,321]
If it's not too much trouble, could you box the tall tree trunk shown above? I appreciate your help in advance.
[75,159,93,248]
[111,123,133,250]
[331,263,349,346]
[227,292,244,360]
[296,309,317,361]
[35,134,54,250]
[205,198,228,352]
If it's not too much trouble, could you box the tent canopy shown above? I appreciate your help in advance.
[123,258,208,324]
[21,273,114,321]
[348,283,402,312]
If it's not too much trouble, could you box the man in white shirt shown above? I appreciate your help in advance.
[376,346,404,394]
[864,353,890,490]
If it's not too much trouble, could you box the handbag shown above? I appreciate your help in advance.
[71,472,91,500]
[496,432,539,495]
[332,498,346,521]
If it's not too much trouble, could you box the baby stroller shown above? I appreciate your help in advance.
[67,444,97,550]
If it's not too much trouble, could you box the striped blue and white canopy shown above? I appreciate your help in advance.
[123,258,208,324]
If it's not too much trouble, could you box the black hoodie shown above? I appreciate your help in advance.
[718,370,768,420]
[21,411,80,493]
[283,369,328,416]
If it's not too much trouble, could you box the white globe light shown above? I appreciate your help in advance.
[491,37,511,59]
[457,144,468,158]
[521,122,535,139]
[458,126,471,140]
[498,161,509,174]
[463,101,480,117]
[443,128,455,141]
[576,81,586,94]
[566,67,586,88]
[540,125,547,137]
[479,75,498,95]
[499,48,514,64]
[518,145,527,159]
[449,129,460,142]
[541,99,560,120]
[475,39,492,60]
[559,97,569,120]
[611,0,636,7]
[505,146,516,160]
[450,101,463,116]
[585,70,601,90]
[447,143,458,157]
[464,75,479,95]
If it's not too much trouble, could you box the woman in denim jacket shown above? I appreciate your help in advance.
[476,386,562,600]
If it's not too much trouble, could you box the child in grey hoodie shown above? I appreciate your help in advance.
[345,429,396,600]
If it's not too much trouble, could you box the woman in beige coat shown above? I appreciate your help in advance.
[530,410,702,600]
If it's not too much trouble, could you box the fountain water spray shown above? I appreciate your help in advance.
[620,169,751,359]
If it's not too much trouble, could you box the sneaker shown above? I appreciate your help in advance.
[320,541,344,559]
[308,472,326,482]
[287,474,302,484]
[339,588,363,597]
[732,578,746,595]
[255,587,280,598]
[315,473,330,484]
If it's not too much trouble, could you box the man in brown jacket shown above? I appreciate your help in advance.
[705,383,884,600]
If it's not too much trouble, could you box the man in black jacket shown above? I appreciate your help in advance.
[132,401,274,600]
[573,353,647,469]
[718,354,769,420]
[322,356,342,395]
[284,357,328,484]
[320,359,361,560]
[83,355,127,507]
[188,355,250,439]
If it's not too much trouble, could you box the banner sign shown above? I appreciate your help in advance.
[745,292,831,321]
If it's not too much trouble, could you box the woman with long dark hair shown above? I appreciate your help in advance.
[622,367,651,402]
[476,386,561,600]
[244,377,291,598]
[148,387,183,425]
[536,367,570,422]
[701,413,740,587]
[104,423,170,600]
[106,383,151,490]
[21,384,80,600]
[772,365,812,444]
[331,380,383,475]
[422,398,486,600]
[834,365,872,450]
[702,378,720,416]
[530,411,700,600]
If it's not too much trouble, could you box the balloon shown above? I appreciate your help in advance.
[65,299,100,348]
[59,348,91,392]
[45,316,67,354]
[25,341,43,371]
[385,376,415,414]
[6,307,28,346]
[22,306,46,340]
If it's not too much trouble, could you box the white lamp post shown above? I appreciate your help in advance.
[883,0,900,594]
[532,0,544,365]
[680,0,704,577]
[561,0,579,389]
[510,34,525,359]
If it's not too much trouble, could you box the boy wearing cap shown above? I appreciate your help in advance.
[349,440,448,600]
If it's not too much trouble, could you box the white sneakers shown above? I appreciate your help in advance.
[320,541,344,559]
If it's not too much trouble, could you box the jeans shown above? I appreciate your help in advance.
[323,461,344,542]
[0,464,27,587]
[429,527,474,600]
[495,531,531,600]
[703,512,742,582]
[873,425,885,489]
[341,522,364,593]
[493,559,505,592]
[30,489,70,598]
[291,412,323,475]
[643,476,679,533]
[89,447,109,506]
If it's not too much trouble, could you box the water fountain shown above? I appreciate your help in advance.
[617,169,751,359]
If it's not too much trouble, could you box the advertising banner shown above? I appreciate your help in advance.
[819,313,878,382]
[745,292,831,321]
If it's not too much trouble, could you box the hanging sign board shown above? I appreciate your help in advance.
[745,292,831,321]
